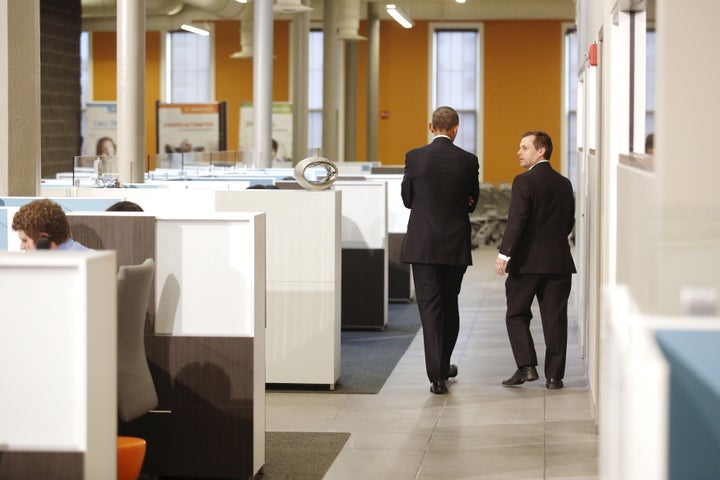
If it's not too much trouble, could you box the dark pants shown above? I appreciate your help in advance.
[505,273,572,380]
[412,263,467,383]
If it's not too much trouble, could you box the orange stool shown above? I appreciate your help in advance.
[117,436,147,480]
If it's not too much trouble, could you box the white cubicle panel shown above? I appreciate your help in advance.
[601,286,669,480]
[215,189,341,387]
[365,174,407,233]
[332,181,387,249]
[0,251,117,478]
[40,186,217,216]
[154,212,266,337]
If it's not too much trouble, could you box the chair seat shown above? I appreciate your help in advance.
[118,436,147,480]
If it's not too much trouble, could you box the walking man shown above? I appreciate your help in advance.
[401,106,480,394]
[495,130,576,390]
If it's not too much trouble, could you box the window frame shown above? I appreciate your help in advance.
[428,22,484,174]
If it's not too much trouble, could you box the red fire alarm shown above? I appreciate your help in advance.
[588,43,598,67]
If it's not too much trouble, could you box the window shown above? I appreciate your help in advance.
[432,28,481,154]
[164,30,212,103]
[564,29,578,189]
[308,29,323,149]
[645,29,656,142]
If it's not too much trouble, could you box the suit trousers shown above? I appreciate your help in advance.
[411,263,467,383]
[505,273,572,380]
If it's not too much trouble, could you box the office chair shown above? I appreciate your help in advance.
[116,258,157,480]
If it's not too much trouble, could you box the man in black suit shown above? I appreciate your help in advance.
[495,130,576,390]
[401,106,480,395]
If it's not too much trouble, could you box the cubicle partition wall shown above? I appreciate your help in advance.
[0,252,117,480]
[366,174,413,302]
[41,184,345,388]
[45,208,266,478]
[332,181,388,329]
[601,286,720,479]
[215,189,342,388]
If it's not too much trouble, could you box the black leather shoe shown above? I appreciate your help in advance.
[430,380,449,394]
[546,378,564,390]
[446,364,458,379]
[501,366,539,386]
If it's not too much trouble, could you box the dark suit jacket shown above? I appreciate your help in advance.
[400,136,480,266]
[499,161,576,274]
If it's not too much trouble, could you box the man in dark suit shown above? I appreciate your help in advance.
[495,130,576,390]
[401,106,480,395]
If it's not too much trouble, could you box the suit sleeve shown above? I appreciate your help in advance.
[401,154,413,209]
[498,175,530,257]
[467,156,480,213]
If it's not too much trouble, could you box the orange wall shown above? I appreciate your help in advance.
[483,21,564,183]
[377,21,430,165]
[215,20,290,152]
[90,19,564,182]
[91,31,161,164]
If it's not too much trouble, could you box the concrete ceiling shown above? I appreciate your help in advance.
[81,0,577,24]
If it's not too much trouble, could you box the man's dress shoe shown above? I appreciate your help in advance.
[546,378,564,390]
[430,380,449,394]
[446,364,458,379]
[501,366,539,386]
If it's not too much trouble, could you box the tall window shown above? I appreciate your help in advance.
[165,30,212,102]
[645,30,656,141]
[432,28,481,154]
[564,29,578,189]
[308,29,323,149]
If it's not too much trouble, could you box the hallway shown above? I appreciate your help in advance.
[266,246,599,479]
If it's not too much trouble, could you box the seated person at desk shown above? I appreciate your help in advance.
[12,199,93,251]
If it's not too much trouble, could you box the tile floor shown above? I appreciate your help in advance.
[266,247,599,479]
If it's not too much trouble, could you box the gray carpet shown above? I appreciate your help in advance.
[267,303,421,394]
[257,432,351,480]
[335,303,420,393]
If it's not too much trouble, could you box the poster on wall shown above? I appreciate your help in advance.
[85,102,117,157]
[239,102,293,165]
[156,101,227,155]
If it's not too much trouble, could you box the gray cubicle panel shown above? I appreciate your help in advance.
[364,174,414,302]
[120,212,266,479]
[0,251,117,480]
[332,181,389,330]
[67,212,157,329]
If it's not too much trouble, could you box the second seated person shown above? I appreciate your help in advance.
[12,199,93,251]
[400,106,480,395]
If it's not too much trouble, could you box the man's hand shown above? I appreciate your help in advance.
[494,257,507,276]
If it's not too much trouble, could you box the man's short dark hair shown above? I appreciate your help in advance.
[522,130,553,161]
[432,106,459,131]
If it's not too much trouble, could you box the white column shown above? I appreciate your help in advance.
[253,0,274,168]
[322,0,339,162]
[117,0,145,184]
[366,2,380,163]
[290,1,310,165]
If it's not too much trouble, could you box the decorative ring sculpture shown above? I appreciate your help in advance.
[293,149,338,191]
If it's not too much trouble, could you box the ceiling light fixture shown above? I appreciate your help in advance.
[235,0,248,3]
[455,0,466,4]
[180,24,210,36]
[274,0,313,13]
[386,4,414,29]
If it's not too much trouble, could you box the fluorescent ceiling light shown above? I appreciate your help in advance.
[180,24,210,36]
[455,0,466,3]
[386,4,414,29]
[235,0,248,3]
